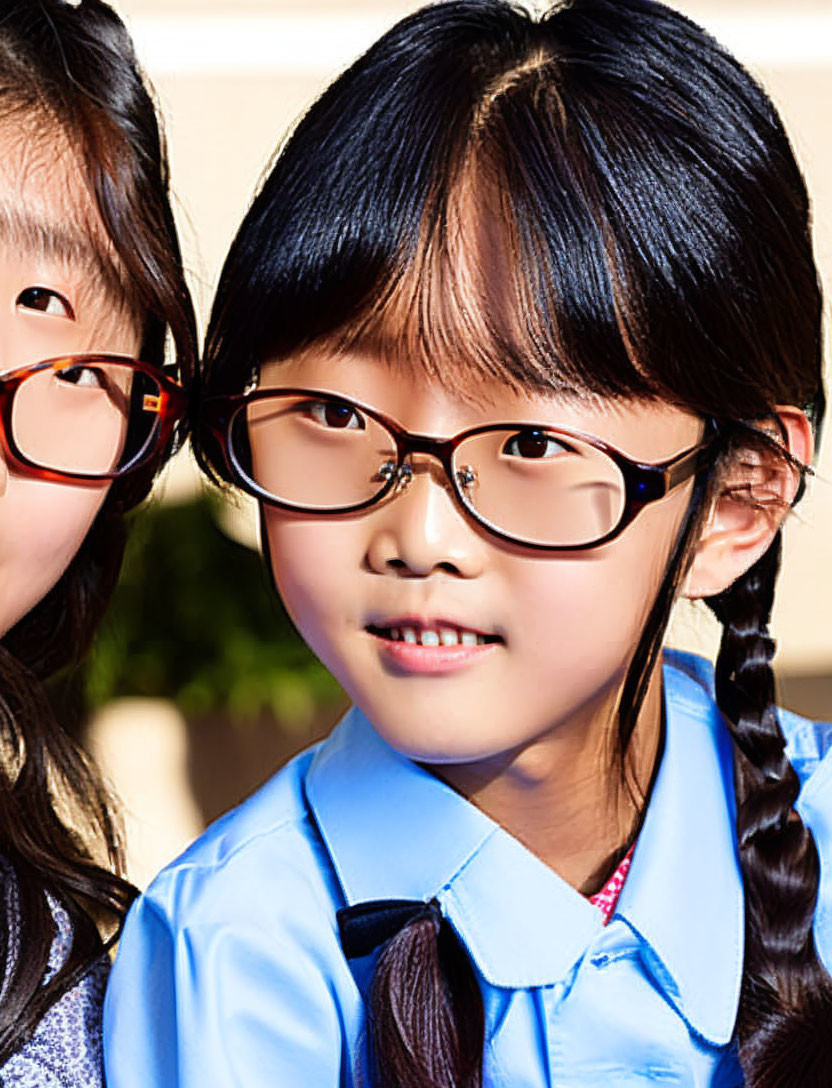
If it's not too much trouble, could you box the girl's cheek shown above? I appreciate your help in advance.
[265,516,352,625]
[506,506,681,652]
[0,478,109,636]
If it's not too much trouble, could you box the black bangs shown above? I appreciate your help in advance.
[203,0,531,395]
[204,0,822,428]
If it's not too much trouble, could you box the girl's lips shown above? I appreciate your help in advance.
[366,622,501,675]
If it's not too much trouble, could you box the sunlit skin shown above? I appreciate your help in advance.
[257,349,714,890]
[0,117,141,638]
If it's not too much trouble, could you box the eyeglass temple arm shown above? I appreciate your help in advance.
[624,440,715,508]
[196,396,243,479]
[663,442,714,492]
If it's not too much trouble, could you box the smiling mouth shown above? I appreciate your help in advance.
[366,623,501,648]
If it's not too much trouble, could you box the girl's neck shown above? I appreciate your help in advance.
[428,668,664,894]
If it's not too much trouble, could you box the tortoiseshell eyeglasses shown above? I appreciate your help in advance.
[0,354,186,482]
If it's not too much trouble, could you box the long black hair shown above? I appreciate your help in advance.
[200,0,828,1083]
[0,0,196,1063]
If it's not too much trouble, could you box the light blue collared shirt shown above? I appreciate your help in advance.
[103,652,832,1087]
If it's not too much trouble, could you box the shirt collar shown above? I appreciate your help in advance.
[616,651,744,1045]
[305,652,743,1045]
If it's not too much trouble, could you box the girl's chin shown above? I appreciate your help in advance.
[356,712,518,766]
[0,585,57,640]
[0,602,28,640]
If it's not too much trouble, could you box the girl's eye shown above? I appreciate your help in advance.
[502,429,569,459]
[16,286,75,319]
[306,399,365,431]
[55,366,104,389]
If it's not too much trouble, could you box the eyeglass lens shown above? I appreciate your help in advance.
[10,361,162,476]
[236,393,630,548]
[452,429,626,547]
[244,395,398,508]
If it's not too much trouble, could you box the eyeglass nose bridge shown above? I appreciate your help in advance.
[377,429,481,503]
[376,459,413,491]
[393,461,414,492]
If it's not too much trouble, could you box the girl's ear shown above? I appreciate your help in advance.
[682,407,813,600]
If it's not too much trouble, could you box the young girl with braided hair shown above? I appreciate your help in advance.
[0,0,194,1082]
[106,0,832,1083]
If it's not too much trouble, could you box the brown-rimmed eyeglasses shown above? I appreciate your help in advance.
[0,354,186,482]
[201,387,723,550]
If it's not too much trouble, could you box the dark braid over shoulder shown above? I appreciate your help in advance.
[370,911,484,1088]
[707,536,832,1085]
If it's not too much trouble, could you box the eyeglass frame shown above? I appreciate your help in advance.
[0,353,187,483]
[200,386,736,551]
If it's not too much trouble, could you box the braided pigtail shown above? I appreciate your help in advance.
[707,534,832,1085]
[369,902,484,1088]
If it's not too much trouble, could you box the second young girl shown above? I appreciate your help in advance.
[0,0,194,1081]
[107,0,831,1084]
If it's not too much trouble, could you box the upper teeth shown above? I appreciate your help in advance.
[387,625,487,646]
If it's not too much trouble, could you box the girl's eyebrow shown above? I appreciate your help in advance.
[0,204,128,308]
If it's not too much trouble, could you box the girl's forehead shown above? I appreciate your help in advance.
[0,114,130,311]
[0,115,86,211]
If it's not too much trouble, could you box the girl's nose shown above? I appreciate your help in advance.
[365,459,486,579]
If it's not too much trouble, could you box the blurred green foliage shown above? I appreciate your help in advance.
[86,492,344,726]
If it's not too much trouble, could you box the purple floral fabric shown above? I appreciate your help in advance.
[0,863,107,1087]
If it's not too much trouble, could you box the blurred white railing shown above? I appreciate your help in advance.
[127,12,832,76]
